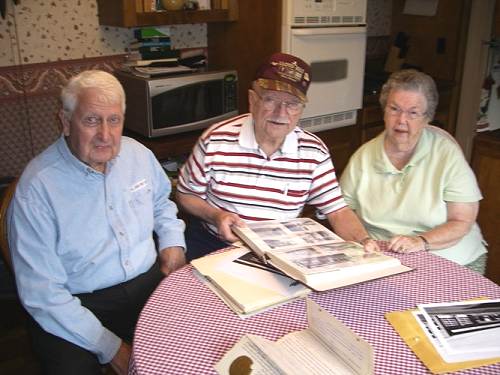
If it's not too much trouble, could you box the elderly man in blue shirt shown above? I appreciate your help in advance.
[8,70,186,375]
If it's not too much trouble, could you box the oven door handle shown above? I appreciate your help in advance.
[291,26,366,36]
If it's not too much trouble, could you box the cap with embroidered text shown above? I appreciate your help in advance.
[254,53,311,103]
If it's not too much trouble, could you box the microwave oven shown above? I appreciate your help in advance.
[115,70,238,138]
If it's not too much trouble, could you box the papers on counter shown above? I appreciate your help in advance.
[130,65,196,77]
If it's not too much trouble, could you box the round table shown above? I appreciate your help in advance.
[130,251,500,374]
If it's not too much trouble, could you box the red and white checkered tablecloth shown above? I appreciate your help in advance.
[129,250,500,375]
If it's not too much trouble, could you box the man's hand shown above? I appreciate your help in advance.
[159,246,186,276]
[110,341,131,375]
[214,211,245,243]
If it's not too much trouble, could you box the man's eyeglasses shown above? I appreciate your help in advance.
[252,90,304,115]
[385,105,426,120]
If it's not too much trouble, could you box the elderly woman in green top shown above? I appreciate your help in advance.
[340,69,487,273]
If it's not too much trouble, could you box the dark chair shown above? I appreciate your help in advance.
[0,177,17,271]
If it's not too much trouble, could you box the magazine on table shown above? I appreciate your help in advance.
[232,217,412,291]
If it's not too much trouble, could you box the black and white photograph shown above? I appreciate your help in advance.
[282,247,320,258]
[283,218,322,232]
[420,300,500,338]
[302,230,339,243]
[263,237,303,249]
[251,226,288,238]
[294,253,352,270]
[417,299,500,361]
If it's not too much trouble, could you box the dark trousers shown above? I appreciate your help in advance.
[27,261,163,375]
[185,216,228,261]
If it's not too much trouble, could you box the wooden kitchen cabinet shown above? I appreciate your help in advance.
[471,130,500,285]
[286,125,361,222]
[359,96,384,144]
[389,0,468,136]
[96,0,238,27]
[316,125,361,177]
[495,0,500,37]
[125,129,201,161]
[207,0,282,114]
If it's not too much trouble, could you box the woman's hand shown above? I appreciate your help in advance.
[388,235,426,253]
[360,237,380,252]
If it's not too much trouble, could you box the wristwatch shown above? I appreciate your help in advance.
[418,235,431,251]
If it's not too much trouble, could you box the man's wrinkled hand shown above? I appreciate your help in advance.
[110,341,131,375]
[214,211,245,243]
[159,246,186,276]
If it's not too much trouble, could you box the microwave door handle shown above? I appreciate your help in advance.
[291,26,366,36]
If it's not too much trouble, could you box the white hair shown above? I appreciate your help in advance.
[61,70,125,119]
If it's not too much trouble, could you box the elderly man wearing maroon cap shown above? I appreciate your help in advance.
[176,53,378,260]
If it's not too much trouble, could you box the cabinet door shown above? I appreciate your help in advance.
[495,0,500,37]
[207,0,282,114]
[315,125,361,178]
[302,125,360,223]
[472,135,500,285]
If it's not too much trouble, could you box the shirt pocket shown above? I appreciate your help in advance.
[128,186,153,213]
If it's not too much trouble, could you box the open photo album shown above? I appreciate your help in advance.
[232,218,412,291]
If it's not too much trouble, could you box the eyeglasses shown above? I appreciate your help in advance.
[252,90,304,115]
[385,105,426,120]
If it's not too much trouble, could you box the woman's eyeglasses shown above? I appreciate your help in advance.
[386,105,426,120]
[252,90,304,115]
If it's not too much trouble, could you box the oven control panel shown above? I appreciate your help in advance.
[284,0,367,26]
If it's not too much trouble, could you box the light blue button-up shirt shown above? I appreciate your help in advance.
[8,135,185,363]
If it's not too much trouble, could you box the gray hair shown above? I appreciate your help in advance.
[379,69,438,120]
[61,70,125,119]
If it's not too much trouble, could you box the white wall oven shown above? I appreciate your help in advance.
[282,0,367,132]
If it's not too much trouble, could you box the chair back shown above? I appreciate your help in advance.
[0,178,18,271]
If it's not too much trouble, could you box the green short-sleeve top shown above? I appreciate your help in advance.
[340,127,486,265]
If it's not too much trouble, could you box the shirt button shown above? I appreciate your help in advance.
[109,205,113,210]
[119,231,124,236]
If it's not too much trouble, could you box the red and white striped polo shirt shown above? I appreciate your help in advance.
[177,113,346,234]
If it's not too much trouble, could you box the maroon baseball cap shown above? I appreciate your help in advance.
[254,52,311,103]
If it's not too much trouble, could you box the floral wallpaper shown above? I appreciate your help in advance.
[0,0,207,67]
[170,23,207,49]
